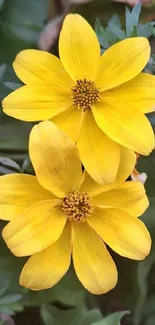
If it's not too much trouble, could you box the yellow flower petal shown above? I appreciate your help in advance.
[79,171,116,197]
[59,14,100,81]
[30,121,82,198]
[3,200,66,257]
[0,174,54,221]
[96,38,150,91]
[104,73,155,113]
[92,99,155,155]
[52,105,84,142]
[115,146,136,184]
[79,147,136,196]
[88,208,151,260]
[72,222,117,294]
[3,85,71,121]
[91,181,149,217]
[20,222,71,290]
[77,111,120,185]
[123,195,149,218]
[13,49,73,87]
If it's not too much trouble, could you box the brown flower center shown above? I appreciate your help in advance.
[62,191,93,222]
[72,79,100,111]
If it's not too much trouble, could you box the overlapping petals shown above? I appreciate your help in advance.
[52,105,84,142]
[2,200,66,256]
[92,99,154,155]
[0,174,54,220]
[29,121,82,198]
[88,208,151,260]
[20,222,72,290]
[0,121,151,294]
[95,37,150,91]
[91,181,149,216]
[2,14,155,185]
[104,73,155,113]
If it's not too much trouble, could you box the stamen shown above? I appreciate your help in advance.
[72,79,100,111]
[62,191,93,222]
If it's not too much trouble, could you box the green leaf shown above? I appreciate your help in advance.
[3,82,21,90]
[126,4,141,37]
[0,65,7,81]
[0,0,5,10]
[137,22,155,38]
[92,311,130,325]
[82,309,103,325]
[105,26,118,45]
[95,19,110,49]
[148,57,155,74]
[24,270,85,307]
[108,23,125,40]
[0,157,21,175]
[21,156,34,174]
[50,270,85,306]
[130,25,137,37]
[0,0,48,62]
[150,26,155,37]
[0,279,10,298]
[41,305,103,325]
[108,14,121,29]
[0,294,22,305]
[0,306,14,316]
[40,304,86,325]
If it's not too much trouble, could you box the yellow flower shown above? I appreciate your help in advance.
[2,14,155,185]
[1,121,151,294]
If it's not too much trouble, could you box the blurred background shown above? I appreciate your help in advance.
[0,1,155,325]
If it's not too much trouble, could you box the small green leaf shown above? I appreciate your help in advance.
[130,25,137,37]
[126,4,141,37]
[0,0,5,10]
[108,23,126,40]
[21,156,34,174]
[0,0,48,62]
[150,26,155,37]
[137,22,155,38]
[92,311,130,325]
[108,14,121,29]
[95,19,110,49]
[0,157,21,175]
[0,280,10,298]
[3,82,22,90]
[40,304,86,325]
[104,27,117,45]
[0,306,14,316]
[82,309,103,325]
[130,3,141,25]
[0,65,7,81]
[0,294,22,305]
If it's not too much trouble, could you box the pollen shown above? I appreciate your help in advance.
[62,191,93,222]
[72,79,100,111]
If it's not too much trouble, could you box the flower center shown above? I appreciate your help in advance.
[72,79,100,111]
[62,191,93,222]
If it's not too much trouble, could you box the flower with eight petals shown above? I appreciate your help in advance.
[2,14,155,185]
[0,121,151,294]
